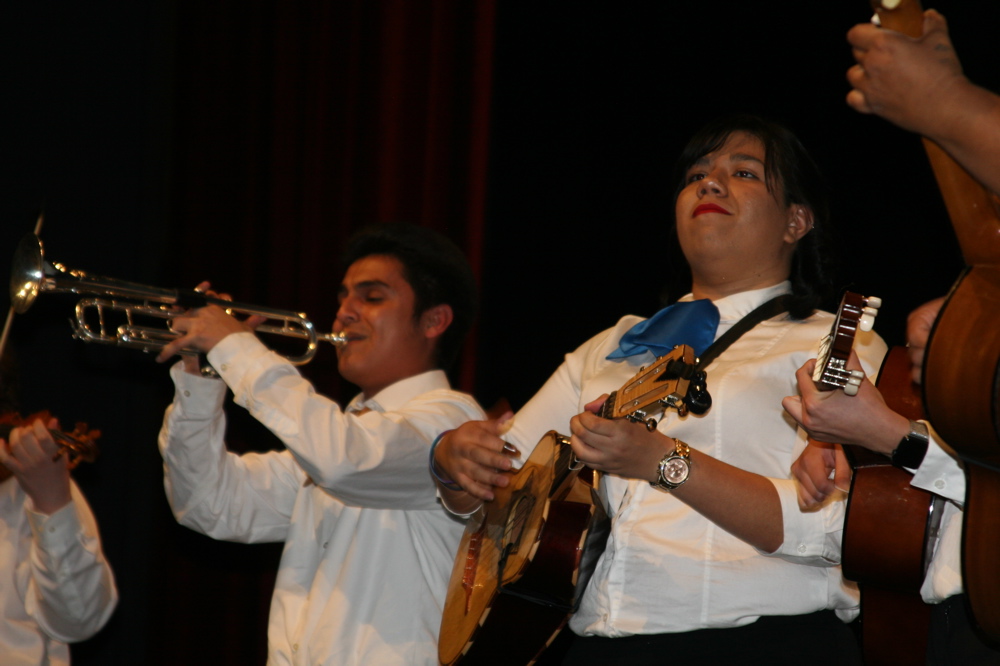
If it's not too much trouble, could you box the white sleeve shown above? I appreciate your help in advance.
[159,361,304,543]
[209,333,485,510]
[505,326,621,464]
[24,482,118,643]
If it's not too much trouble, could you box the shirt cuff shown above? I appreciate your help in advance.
[170,360,228,418]
[910,425,965,504]
[26,497,82,558]
[767,477,843,564]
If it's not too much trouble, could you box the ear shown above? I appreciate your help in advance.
[419,304,454,341]
[784,205,814,244]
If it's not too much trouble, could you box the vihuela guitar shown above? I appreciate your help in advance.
[871,0,1000,642]
[809,292,940,664]
[438,344,701,666]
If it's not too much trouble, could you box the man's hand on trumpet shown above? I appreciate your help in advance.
[156,281,266,372]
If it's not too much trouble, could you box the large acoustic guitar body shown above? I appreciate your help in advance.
[924,268,1000,466]
[871,0,1000,642]
[924,267,1000,639]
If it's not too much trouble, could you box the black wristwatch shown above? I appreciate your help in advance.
[890,420,930,469]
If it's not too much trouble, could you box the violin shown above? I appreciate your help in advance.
[0,411,100,482]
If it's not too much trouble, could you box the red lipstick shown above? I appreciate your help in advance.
[693,203,731,217]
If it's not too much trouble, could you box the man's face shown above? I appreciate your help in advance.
[675,132,805,290]
[334,255,435,397]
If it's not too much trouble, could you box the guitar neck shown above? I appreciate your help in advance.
[550,437,580,498]
[875,0,1000,266]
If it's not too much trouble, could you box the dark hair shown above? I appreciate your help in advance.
[340,223,478,369]
[669,114,834,319]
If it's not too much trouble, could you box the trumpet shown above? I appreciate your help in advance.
[10,234,346,365]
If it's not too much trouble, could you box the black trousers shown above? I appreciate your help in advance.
[926,594,1000,665]
[556,610,862,666]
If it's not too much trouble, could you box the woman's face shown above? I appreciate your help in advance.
[675,131,809,291]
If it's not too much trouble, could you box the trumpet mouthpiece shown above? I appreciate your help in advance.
[329,331,348,347]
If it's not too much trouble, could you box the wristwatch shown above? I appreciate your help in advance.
[890,420,930,469]
[651,439,692,491]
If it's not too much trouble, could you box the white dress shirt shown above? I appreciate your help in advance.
[0,478,118,666]
[503,283,887,637]
[159,332,484,665]
[910,429,965,603]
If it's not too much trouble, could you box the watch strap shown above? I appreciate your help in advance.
[891,420,929,469]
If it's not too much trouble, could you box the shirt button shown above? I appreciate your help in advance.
[292,643,298,652]
[183,390,191,397]
[797,543,807,554]
[220,363,229,372]
[934,479,946,490]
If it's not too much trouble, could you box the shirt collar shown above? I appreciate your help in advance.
[680,281,792,323]
[346,369,451,413]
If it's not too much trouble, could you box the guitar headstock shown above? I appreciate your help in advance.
[813,291,881,395]
[869,0,924,37]
[602,344,699,428]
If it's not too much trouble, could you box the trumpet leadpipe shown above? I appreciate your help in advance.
[12,233,346,365]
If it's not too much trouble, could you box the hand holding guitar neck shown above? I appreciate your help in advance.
[852,4,1000,195]
[811,291,880,395]
[782,292,907,452]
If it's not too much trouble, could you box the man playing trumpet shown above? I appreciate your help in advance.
[156,224,484,665]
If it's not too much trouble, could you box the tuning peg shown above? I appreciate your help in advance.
[844,370,864,396]
[858,296,880,332]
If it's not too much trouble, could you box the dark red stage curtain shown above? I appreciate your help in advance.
[169,0,495,398]
[155,3,495,664]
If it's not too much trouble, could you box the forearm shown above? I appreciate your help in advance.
[670,448,784,553]
[27,488,117,642]
[925,79,1000,195]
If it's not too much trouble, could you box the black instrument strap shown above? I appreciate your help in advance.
[695,294,792,371]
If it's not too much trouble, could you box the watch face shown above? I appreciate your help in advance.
[663,458,690,485]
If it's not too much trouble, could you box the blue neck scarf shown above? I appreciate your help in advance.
[606,299,720,360]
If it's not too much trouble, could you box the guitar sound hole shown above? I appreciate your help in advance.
[498,493,535,577]
[503,495,533,553]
